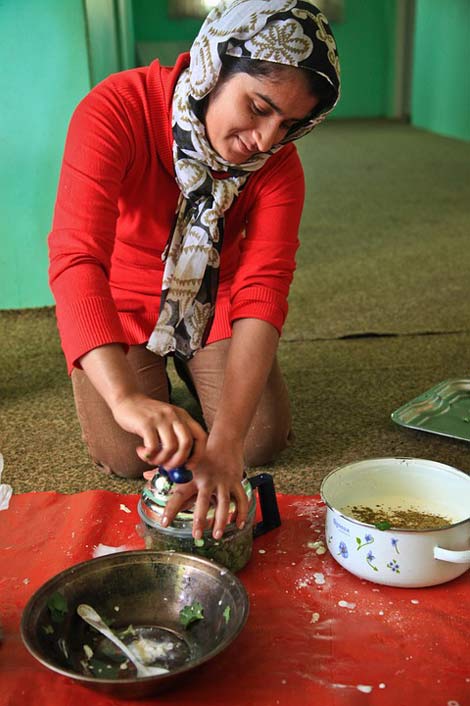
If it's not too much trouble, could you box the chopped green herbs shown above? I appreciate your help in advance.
[179,602,204,628]
[142,516,253,572]
[47,592,68,622]
[42,624,54,635]
[223,605,231,624]
[117,624,137,639]
[343,504,451,530]
[375,521,392,531]
[87,657,121,679]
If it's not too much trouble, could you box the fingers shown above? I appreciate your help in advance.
[146,421,187,469]
[192,486,214,540]
[136,407,207,469]
[193,480,248,540]
[212,490,231,540]
[185,419,208,469]
[232,482,249,530]
[157,477,248,541]
[161,481,198,528]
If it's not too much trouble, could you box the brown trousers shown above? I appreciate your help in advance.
[71,339,292,478]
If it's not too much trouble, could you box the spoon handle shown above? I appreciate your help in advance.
[77,604,157,677]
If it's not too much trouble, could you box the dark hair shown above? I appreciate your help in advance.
[218,55,337,118]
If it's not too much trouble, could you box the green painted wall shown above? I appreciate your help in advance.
[11,1,467,309]
[133,0,202,42]
[133,0,398,118]
[411,0,470,142]
[0,0,135,310]
[328,0,397,118]
[0,0,90,309]
[85,0,136,85]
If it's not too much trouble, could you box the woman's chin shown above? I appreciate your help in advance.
[217,138,254,165]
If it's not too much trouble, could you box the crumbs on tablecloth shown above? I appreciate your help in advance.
[338,600,356,610]
[307,540,327,555]
[357,685,373,693]
[92,543,129,558]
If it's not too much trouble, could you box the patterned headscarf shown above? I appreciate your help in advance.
[147,0,340,359]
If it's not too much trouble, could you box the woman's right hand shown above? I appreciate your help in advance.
[111,392,207,470]
[79,345,207,470]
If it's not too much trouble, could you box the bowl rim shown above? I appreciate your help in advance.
[20,549,250,685]
[320,456,470,533]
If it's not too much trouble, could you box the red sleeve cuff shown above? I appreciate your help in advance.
[229,286,288,335]
[55,296,128,374]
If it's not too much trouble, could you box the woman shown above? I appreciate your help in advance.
[48,0,340,540]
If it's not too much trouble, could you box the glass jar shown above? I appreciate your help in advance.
[137,473,280,573]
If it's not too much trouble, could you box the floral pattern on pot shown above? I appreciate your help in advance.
[387,559,400,574]
[356,533,374,550]
[366,551,378,572]
[391,538,400,554]
[338,541,348,558]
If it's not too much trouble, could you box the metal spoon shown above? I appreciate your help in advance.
[77,604,168,678]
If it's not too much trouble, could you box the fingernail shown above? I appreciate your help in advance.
[214,529,223,540]
[161,516,169,527]
[238,521,245,530]
[194,529,202,540]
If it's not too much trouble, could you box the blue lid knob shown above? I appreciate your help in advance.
[158,465,193,484]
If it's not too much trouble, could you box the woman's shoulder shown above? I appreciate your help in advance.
[90,53,189,109]
[82,64,157,115]
[72,55,189,133]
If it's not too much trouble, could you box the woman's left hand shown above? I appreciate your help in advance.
[145,438,249,540]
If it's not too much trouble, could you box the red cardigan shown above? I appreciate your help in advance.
[48,54,305,373]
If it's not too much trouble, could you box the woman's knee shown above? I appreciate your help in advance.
[71,345,168,481]
[93,452,152,480]
[244,416,292,467]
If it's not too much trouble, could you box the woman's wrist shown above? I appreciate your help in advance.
[208,422,245,449]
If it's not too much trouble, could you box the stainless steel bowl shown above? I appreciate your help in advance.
[21,551,249,699]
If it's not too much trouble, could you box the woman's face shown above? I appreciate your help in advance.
[204,68,319,164]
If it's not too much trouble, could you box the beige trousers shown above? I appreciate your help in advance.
[71,339,292,479]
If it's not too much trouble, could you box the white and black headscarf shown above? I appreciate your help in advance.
[147,0,340,359]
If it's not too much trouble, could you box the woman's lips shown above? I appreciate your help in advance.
[237,136,255,156]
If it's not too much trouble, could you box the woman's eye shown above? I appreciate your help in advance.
[251,103,268,116]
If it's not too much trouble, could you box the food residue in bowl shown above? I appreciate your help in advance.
[341,503,453,530]
[129,636,175,664]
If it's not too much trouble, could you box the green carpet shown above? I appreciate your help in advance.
[1,119,470,495]
[288,119,470,340]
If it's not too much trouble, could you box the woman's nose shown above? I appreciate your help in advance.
[253,121,283,153]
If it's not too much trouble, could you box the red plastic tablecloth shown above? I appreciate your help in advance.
[1,491,469,706]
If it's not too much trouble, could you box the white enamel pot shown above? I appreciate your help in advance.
[320,458,470,588]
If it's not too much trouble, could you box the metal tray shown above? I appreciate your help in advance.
[391,379,470,442]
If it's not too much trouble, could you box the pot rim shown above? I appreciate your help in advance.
[320,456,470,534]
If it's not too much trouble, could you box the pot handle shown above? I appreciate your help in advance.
[434,546,470,564]
[248,473,281,538]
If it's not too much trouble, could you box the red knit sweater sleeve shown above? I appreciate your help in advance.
[48,76,135,371]
[228,143,305,334]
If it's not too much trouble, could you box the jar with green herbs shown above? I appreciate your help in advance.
[137,470,280,573]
